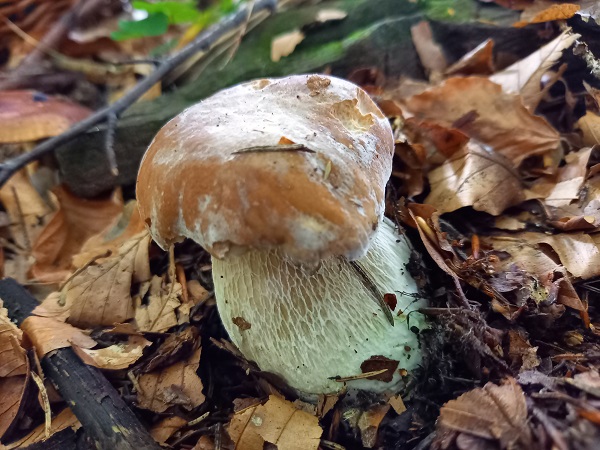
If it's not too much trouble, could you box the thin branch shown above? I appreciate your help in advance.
[0,0,278,189]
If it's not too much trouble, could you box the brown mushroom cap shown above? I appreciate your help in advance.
[0,91,92,143]
[136,75,394,263]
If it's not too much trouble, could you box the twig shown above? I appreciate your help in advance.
[0,278,162,450]
[0,0,278,189]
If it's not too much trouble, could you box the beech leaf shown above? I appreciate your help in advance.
[425,142,525,215]
[227,395,322,450]
[136,347,205,413]
[4,408,80,449]
[33,232,151,328]
[439,378,532,448]
[21,316,96,358]
[404,77,560,165]
[135,275,182,333]
[73,335,151,370]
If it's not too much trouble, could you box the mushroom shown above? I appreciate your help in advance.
[136,74,426,396]
[0,91,92,144]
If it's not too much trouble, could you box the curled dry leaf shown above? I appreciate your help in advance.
[21,316,96,358]
[72,335,151,370]
[445,39,495,76]
[438,378,532,448]
[410,21,447,78]
[30,186,123,283]
[3,408,80,449]
[404,77,560,165]
[515,3,580,27]
[227,395,322,450]
[33,232,151,328]
[136,347,204,413]
[425,142,525,215]
[135,275,182,333]
[490,30,579,110]
[150,416,188,445]
[0,375,29,440]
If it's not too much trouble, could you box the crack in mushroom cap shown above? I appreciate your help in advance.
[136,75,394,263]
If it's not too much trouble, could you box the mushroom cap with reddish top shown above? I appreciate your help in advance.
[136,74,394,263]
[0,91,92,143]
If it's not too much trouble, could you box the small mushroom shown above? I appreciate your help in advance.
[137,74,426,396]
[0,91,92,144]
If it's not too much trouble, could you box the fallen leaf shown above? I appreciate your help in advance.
[33,232,151,328]
[72,335,151,370]
[358,403,390,448]
[388,394,407,415]
[0,170,53,282]
[445,39,495,76]
[490,30,579,110]
[21,316,96,358]
[360,356,400,382]
[425,142,525,215]
[3,408,80,449]
[137,347,204,413]
[0,301,27,377]
[138,327,198,374]
[577,111,600,147]
[515,3,580,27]
[192,435,215,450]
[271,30,305,62]
[72,200,147,268]
[508,329,540,372]
[411,21,447,78]
[135,275,182,333]
[404,77,560,165]
[150,416,188,445]
[438,378,532,448]
[227,395,322,450]
[0,375,28,440]
[30,186,123,283]
[564,370,600,397]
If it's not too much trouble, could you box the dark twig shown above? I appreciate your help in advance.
[0,0,278,189]
[0,278,161,450]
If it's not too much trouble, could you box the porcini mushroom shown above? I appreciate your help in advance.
[137,74,426,396]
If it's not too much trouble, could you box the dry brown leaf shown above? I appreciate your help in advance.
[21,316,96,358]
[529,147,592,208]
[577,111,600,147]
[410,21,447,78]
[388,395,407,415]
[271,30,305,62]
[30,186,123,283]
[227,395,322,450]
[358,404,390,448]
[404,77,560,165]
[33,232,151,328]
[137,347,204,413]
[515,3,580,26]
[425,142,525,215]
[72,200,147,268]
[0,374,28,440]
[4,408,80,449]
[0,170,53,282]
[192,435,215,450]
[315,9,347,22]
[439,378,532,448]
[0,301,27,377]
[490,30,579,110]
[445,39,495,76]
[150,415,188,445]
[135,275,182,333]
[72,335,151,370]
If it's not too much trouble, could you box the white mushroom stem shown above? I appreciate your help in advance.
[212,220,426,396]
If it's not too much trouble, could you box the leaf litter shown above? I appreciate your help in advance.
[3,4,600,450]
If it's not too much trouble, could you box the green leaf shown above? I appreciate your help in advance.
[132,1,201,24]
[111,12,170,41]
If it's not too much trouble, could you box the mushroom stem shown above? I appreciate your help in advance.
[212,219,426,396]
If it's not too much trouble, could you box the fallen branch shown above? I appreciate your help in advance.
[0,0,277,189]
[0,278,162,450]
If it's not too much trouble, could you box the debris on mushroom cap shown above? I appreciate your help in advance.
[0,91,93,144]
[136,74,394,263]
